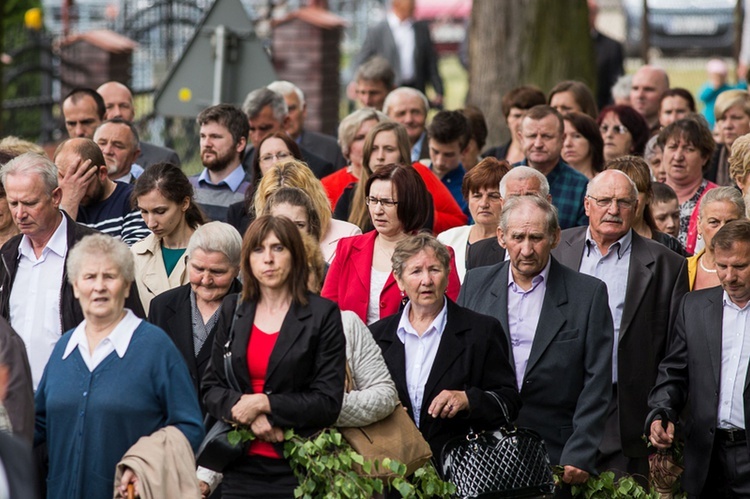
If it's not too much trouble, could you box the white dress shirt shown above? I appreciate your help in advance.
[718,292,750,430]
[387,11,416,82]
[367,268,390,325]
[10,215,67,389]
[62,310,142,371]
[0,457,8,499]
[396,298,448,428]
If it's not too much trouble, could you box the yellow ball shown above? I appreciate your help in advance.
[178,87,192,102]
[25,8,43,31]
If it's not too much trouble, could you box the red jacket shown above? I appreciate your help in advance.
[411,162,467,234]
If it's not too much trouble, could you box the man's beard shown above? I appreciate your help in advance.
[202,148,234,171]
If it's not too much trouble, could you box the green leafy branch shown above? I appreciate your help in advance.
[553,467,659,499]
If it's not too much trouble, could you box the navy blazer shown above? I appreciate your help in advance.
[369,299,521,463]
[201,293,346,435]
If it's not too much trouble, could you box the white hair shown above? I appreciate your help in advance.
[499,166,550,198]
[267,80,305,108]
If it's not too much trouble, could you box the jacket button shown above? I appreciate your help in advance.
[265,389,273,395]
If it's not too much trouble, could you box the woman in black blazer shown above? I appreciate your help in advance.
[369,234,520,466]
[201,215,346,498]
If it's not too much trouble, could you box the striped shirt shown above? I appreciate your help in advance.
[515,159,589,229]
[77,182,150,246]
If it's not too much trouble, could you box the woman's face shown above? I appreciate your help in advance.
[468,186,503,228]
[367,179,404,237]
[648,147,666,183]
[659,95,691,127]
[270,202,310,235]
[369,130,402,169]
[663,136,707,186]
[719,104,750,150]
[348,119,378,169]
[258,138,294,175]
[73,256,130,324]
[562,120,592,167]
[550,91,582,115]
[395,248,448,311]
[600,112,633,161]
[188,249,239,305]
[137,190,189,240]
[0,196,15,233]
[249,231,293,292]
[699,200,743,251]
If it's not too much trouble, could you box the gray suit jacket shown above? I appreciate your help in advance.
[458,257,613,474]
[552,227,689,457]
[299,130,346,170]
[353,19,444,95]
[647,286,742,495]
[137,141,180,169]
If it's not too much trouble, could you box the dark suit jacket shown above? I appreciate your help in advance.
[148,280,242,399]
[593,30,624,110]
[466,237,506,271]
[202,292,346,437]
[0,432,39,499]
[241,144,335,183]
[0,317,33,443]
[646,287,738,494]
[137,141,181,168]
[353,19,444,96]
[458,258,613,474]
[552,227,689,457]
[299,130,346,170]
[369,299,521,461]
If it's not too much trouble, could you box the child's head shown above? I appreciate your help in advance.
[651,182,680,238]
[707,58,728,85]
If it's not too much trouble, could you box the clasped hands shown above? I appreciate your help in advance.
[230,393,284,443]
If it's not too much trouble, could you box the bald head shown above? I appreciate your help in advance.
[97,81,135,122]
[630,66,670,128]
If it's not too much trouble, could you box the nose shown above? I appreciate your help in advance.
[144,214,157,229]
[75,124,86,137]
[533,135,544,147]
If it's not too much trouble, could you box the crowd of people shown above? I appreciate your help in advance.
[5,0,750,498]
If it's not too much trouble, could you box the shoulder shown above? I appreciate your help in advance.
[149,284,189,311]
[132,320,179,350]
[368,312,401,341]
[132,233,158,256]
[559,226,587,243]
[306,293,340,315]
[71,220,98,241]
[634,233,686,268]
[338,231,375,251]
[464,261,506,286]
[327,219,361,238]
[447,299,499,329]
[437,225,471,244]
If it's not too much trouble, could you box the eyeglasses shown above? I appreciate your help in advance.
[599,124,629,135]
[587,195,636,210]
[365,197,398,208]
[259,151,292,164]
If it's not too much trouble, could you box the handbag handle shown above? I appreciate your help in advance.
[222,298,244,393]
[485,391,512,428]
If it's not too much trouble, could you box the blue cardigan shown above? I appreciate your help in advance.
[35,320,204,499]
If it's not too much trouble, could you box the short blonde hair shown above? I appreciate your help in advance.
[67,234,135,284]
[715,89,750,122]
[253,160,332,235]
[729,134,750,182]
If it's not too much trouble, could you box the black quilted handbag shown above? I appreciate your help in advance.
[440,392,555,498]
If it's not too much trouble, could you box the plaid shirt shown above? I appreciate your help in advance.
[515,159,589,229]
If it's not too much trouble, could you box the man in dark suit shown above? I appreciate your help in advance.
[648,220,750,497]
[459,195,613,492]
[588,0,624,110]
[240,88,334,181]
[352,0,443,104]
[466,166,550,270]
[552,169,689,479]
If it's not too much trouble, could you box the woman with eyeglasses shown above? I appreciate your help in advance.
[322,163,461,325]
[597,105,650,162]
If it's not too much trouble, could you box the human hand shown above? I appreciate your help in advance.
[250,414,284,442]
[118,467,140,498]
[649,419,674,449]
[738,63,748,82]
[428,390,469,419]
[561,465,589,485]
[230,393,269,425]
[199,480,210,498]
[59,158,98,217]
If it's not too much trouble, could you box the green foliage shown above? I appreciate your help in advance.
[553,467,689,499]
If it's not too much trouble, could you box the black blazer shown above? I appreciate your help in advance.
[202,292,346,435]
[0,431,39,499]
[466,237,506,271]
[369,299,521,461]
[148,280,242,399]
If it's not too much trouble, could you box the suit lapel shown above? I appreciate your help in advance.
[230,299,255,389]
[265,301,311,383]
[705,290,723,389]
[619,233,653,340]
[557,228,586,270]
[352,232,376,297]
[491,263,513,361]
[168,289,199,377]
[421,302,467,410]
[379,316,414,415]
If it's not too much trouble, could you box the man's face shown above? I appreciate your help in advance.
[503,176,544,199]
[283,92,306,139]
[98,83,135,122]
[356,79,389,110]
[521,115,563,171]
[248,105,284,148]
[93,122,140,180]
[499,201,559,280]
[428,139,463,177]
[659,95,691,128]
[584,171,638,245]
[55,146,105,206]
[716,240,750,308]
[386,93,427,145]
[392,0,415,20]
[200,121,244,171]
[4,172,62,240]
[62,95,102,139]
[630,67,668,124]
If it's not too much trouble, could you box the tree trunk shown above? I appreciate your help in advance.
[468,0,596,147]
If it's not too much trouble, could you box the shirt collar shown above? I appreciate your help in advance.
[723,291,750,312]
[387,11,413,28]
[62,309,142,360]
[18,212,68,260]
[411,132,426,161]
[396,297,448,341]
[507,255,551,291]
[584,226,633,259]
[197,164,246,192]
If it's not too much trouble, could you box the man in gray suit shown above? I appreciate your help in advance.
[459,195,613,493]
[648,220,750,497]
[552,168,689,479]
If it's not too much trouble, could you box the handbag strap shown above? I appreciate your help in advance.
[222,297,244,393]
[486,391,511,426]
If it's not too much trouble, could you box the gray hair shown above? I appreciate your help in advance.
[699,186,746,219]
[67,234,135,285]
[611,74,632,102]
[186,221,243,268]
[242,87,288,121]
[499,166,550,198]
[267,80,305,108]
[337,108,390,155]
[355,56,395,90]
[586,169,639,199]
[0,152,58,196]
[500,195,559,238]
[391,233,451,280]
[383,87,429,117]
[643,135,661,163]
